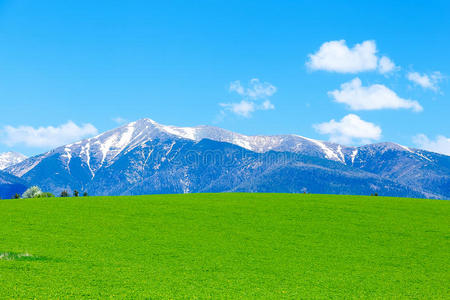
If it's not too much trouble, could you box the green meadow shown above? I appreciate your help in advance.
[0,193,448,298]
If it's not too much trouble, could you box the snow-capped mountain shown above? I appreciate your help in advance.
[0,152,27,170]
[4,118,450,199]
[7,118,354,178]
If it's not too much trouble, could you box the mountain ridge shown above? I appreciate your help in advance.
[3,118,449,199]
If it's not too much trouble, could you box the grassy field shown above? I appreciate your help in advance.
[0,193,448,298]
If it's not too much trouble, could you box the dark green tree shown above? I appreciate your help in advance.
[83,192,88,197]
[73,190,79,197]
[14,193,20,199]
[60,190,69,197]
[36,192,54,198]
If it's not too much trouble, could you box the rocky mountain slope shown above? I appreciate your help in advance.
[4,118,449,199]
[0,170,27,199]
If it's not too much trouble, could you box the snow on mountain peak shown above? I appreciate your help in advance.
[122,118,357,160]
[0,152,27,170]
[2,118,374,177]
[37,117,351,177]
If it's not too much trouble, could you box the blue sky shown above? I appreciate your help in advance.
[0,0,449,156]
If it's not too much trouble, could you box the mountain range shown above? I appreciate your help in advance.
[1,118,449,199]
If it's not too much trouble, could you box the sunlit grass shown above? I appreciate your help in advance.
[0,193,448,298]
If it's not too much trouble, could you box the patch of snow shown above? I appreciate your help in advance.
[298,135,341,161]
[161,125,198,140]
[231,136,253,150]
[336,145,346,163]
[397,144,413,153]
[165,141,176,155]
[61,147,72,169]
[0,152,27,170]
[397,143,432,162]
[415,151,433,162]
[81,143,94,178]
[351,149,358,164]
[98,135,117,166]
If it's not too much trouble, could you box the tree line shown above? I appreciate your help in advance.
[9,186,88,199]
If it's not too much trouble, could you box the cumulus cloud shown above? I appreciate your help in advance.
[306,40,397,74]
[1,121,98,148]
[219,78,276,118]
[220,100,256,118]
[413,134,450,156]
[378,56,397,74]
[314,114,382,145]
[329,78,422,112]
[407,71,443,91]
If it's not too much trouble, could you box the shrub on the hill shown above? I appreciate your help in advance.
[60,190,69,197]
[22,186,42,198]
[36,192,54,198]
[21,186,55,198]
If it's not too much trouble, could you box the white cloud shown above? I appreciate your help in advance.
[261,100,274,110]
[229,78,277,99]
[413,134,450,156]
[229,81,245,96]
[314,114,382,145]
[306,40,397,74]
[219,99,275,118]
[220,78,276,118]
[112,117,127,124]
[220,100,255,118]
[329,78,422,112]
[378,56,397,74]
[407,71,442,91]
[1,121,98,148]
